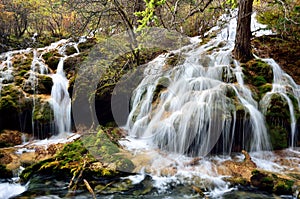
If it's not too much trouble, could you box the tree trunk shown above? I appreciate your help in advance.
[233,0,254,62]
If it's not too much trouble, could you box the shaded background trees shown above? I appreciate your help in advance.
[0,0,299,53]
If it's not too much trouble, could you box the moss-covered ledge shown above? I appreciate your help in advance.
[20,127,135,191]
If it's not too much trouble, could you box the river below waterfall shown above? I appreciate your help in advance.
[3,146,299,198]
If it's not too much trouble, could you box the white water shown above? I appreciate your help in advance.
[50,57,72,135]
[126,10,271,156]
[0,181,27,199]
[260,58,300,147]
[0,37,88,139]
[50,37,86,136]
[121,10,299,197]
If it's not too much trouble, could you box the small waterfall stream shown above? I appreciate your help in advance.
[260,58,300,147]
[50,36,86,136]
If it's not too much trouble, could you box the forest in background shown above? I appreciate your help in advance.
[0,0,299,53]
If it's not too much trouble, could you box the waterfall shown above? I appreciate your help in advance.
[260,58,300,147]
[0,37,86,138]
[125,11,278,156]
[26,50,50,137]
[50,57,71,136]
[50,37,86,136]
[0,53,13,97]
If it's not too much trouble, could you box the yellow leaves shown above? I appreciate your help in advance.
[39,160,60,170]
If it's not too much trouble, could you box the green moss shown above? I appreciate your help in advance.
[251,169,294,195]
[13,54,32,72]
[274,179,294,195]
[42,51,61,69]
[253,76,267,86]
[32,100,54,123]
[266,94,290,119]
[242,59,273,101]
[18,70,28,77]
[258,83,272,98]
[268,125,288,149]
[65,46,78,56]
[0,85,25,111]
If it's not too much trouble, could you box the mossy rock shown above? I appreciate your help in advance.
[22,74,53,94]
[265,93,291,120]
[242,59,273,100]
[224,177,250,186]
[21,127,134,184]
[251,170,294,195]
[251,170,274,192]
[32,99,54,123]
[64,45,78,56]
[273,179,294,195]
[78,38,97,51]
[42,50,62,70]
[81,128,134,173]
[258,83,272,98]
[12,54,33,80]
[268,125,288,150]
[38,74,53,94]
[0,85,26,111]
[165,53,184,67]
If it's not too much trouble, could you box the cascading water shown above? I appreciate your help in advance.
[0,53,13,97]
[50,37,86,136]
[25,50,50,137]
[126,11,272,156]
[260,58,300,147]
[119,10,300,198]
[50,57,71,135]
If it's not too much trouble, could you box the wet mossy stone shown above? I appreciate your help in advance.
[38,74,53,94]
[64,45,78,56]
[265,93,291,120]
[21,128,134,183]
[82,129,134,173]
[268,125,288,150]
[42,50,62,71]
[0,85,26,111]
[273,179,294,195]
[32,99,54,123]
[22,74,53,94]
[251,170,294,195]
[165,53,184,67]
[13,54,32,75]
[251,170,274,192]
[242,59,273,100]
